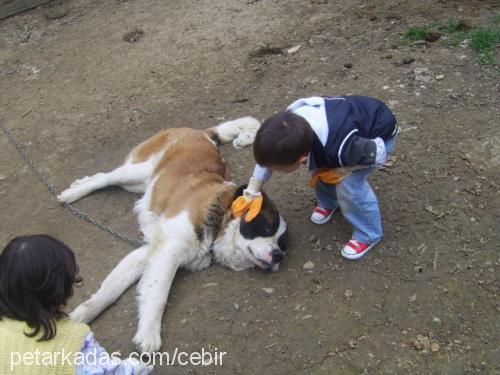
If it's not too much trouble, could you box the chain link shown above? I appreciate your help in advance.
[1,121,144,247]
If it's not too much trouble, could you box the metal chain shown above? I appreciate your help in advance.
[0,121,144,247]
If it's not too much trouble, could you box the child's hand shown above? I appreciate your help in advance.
[244,177,264,199]
[231,176,265,221]
[243,188,262,200]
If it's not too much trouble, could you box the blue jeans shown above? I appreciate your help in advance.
[315,136,396,244]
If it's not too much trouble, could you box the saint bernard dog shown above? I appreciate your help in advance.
[57,117,288,353]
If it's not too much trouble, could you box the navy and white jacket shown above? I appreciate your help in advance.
[253,96,397,181]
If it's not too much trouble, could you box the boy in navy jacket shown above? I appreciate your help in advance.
[244,96,397,260]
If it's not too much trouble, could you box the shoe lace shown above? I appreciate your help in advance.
[350,239,360,247]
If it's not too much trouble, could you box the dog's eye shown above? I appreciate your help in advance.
[239,215,280,240]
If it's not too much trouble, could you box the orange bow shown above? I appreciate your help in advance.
[231,195,263,222]
[310,168,349,187]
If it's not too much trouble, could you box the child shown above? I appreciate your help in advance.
[0,234,152,374]
[244,96,397,260]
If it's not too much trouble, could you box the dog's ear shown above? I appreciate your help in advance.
[278,226,288,251]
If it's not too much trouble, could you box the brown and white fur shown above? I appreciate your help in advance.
[57,117,287,353]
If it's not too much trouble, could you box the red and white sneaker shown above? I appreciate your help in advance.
[310,206,335,225]
[341,239,380,260]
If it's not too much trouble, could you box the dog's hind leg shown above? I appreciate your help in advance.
[57,160,155,203]
[207,116,261,149]
[70,245,150,324]
[132,239,187,353]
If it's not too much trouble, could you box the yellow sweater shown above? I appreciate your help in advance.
[0,317,90,375]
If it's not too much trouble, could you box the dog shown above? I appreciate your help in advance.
[57,117,288,353]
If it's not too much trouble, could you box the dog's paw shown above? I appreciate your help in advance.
[57,188,79,203]
[233,132,256,149]
[57,177,93,203]
[69,300,97,324]
[133,329,162,354]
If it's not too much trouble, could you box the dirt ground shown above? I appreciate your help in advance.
[1,0,499,373]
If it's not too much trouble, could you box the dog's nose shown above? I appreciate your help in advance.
[271,248,283,263]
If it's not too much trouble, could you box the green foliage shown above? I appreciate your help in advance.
[404,15,499,64]
[440,19,472,33]
[445,31,469,47]
[469,27,500,51]
[404,25,431,41]
[492,13,500,25]
[469,28,500,64]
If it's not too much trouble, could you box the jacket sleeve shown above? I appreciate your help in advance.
[243,164,273,197]
[340,135,386,167]
[252,164,273,181]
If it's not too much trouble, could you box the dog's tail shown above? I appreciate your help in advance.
[207,116,261,149]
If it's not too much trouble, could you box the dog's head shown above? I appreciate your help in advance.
[230,185,288,272]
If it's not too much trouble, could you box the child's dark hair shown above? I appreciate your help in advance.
[0,235,82,341]
[254,111,314,166]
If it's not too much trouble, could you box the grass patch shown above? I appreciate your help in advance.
[469,27,500,64]
[404,25,431,41]
[404,15,499,64]
[492,13,500,25]
[440,19,472,33]
[470,27,500,51]
[444,31,470,47]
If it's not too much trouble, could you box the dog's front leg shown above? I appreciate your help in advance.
[133,242,183,354]
[70,245,150,323]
